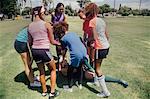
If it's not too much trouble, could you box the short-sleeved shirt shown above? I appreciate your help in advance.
[89,17,110,49]
[61,32,87,67]
[16,28,28,43]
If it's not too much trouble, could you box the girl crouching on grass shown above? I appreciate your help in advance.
[28,6,60,98]
[84,3,110,97]
[53,22,94,92]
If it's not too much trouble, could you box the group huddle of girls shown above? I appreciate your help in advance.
[14,2,110,98]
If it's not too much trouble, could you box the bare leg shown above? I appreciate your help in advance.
[46,60,56,93]
[20,52,34,83]
[91,48,95,63]
[95,59,103,76]
[37,63,47,93]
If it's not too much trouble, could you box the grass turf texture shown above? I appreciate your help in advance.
[0,17,150,99]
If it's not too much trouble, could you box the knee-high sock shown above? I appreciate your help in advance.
[97,75,110,94]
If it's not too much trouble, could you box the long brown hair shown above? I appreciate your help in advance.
[84,3,99,19]
[55,3,64,14]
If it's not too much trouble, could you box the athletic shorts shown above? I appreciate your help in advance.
[95,48,109,59]
[14,40,28,53]
[31,49,53,64]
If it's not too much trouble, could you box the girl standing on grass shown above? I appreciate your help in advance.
[51,3,66,25]
[14,27,41,87]
[28,6,60,98]
[78,8,95,67]
[51,3,67,71]
[84,3,110,97]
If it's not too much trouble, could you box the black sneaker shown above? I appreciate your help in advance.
[49,90,59,99]
[119,80,128,88]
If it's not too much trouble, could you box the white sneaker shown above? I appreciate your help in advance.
[97,91,110,98]
[30,81,41,87]
[86,80,100,86]
[63,85,73,92]
[75,81,82,89]
[42,92,48,97]
[79,84,82,89]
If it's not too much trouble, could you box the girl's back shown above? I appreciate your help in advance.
[61,32,87,57]
[28,20,50,49]
[95,18,109,49]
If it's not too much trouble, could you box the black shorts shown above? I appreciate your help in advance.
[31,49,53,64]
[95,48,109,59]
[14,40,28,53]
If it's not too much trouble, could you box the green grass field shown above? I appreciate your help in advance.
[0,17,150,99]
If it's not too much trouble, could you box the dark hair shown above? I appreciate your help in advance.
[53,22,69,39]
[31,6,44,21]
[55,3,64,14]
[84,3,99,19]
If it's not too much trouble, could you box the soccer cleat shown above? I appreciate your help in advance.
[119,80,128,88]
[49,90,60,99]
[97,91,110,98]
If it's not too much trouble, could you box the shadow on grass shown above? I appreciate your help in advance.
[14,68,51,94]
[14,66,128,95]
[14,67,99,94]
[0,95,5,99]
[0,86,6,99]
[56,71,99,94]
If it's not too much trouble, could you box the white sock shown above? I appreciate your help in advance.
[97,75,110,95]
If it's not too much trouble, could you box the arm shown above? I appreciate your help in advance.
[89,18,98,41]
[51,13,55,24]
[60,40,67,58]
[63,15,67,23]
[27,28,33,65]
[105,26,109,41]
[92,27,98,41]
[27,28,33,47]
[45,22,60,45]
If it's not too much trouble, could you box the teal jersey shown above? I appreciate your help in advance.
[16,28,28,42]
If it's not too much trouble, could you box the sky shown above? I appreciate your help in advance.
[24,0,150,10]
[53,0,150,10]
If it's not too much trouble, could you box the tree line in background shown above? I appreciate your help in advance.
[0,0,150,20]
[0,0,17,19]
